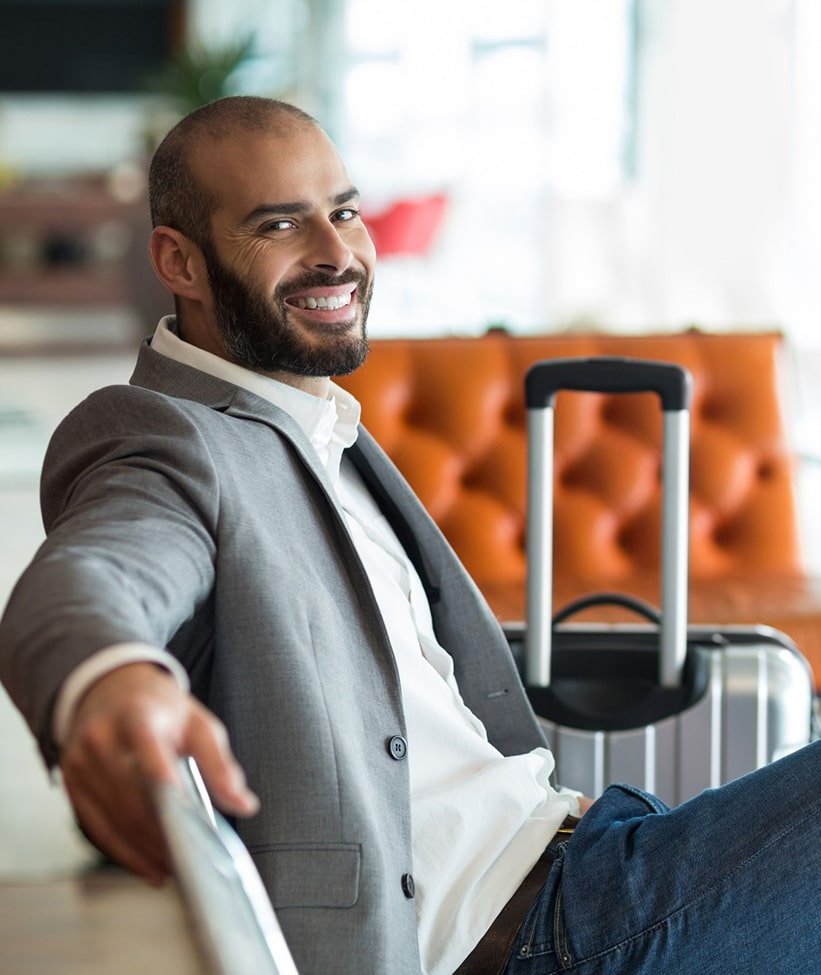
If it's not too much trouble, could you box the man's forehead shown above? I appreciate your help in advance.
[189,125,350,212]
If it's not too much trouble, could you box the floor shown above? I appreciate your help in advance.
[0,347,135,878]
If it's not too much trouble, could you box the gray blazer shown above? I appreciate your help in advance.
[0,340,547,974]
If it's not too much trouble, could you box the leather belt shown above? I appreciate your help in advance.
[453,815,580,975]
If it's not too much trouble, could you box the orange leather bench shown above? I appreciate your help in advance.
[338,330,821,689]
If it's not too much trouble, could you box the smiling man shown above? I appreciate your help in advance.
[1,97,819,975]
[149,102,375,386]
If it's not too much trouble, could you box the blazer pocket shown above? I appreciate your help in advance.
[250,842,361,909]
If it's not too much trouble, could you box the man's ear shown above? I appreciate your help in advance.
[148,226,207,301]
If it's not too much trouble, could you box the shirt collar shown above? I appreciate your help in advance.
[150,315,361,460]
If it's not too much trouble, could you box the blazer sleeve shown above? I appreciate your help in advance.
[0,385,219,765]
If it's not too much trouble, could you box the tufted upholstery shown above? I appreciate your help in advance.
[338,330,821,688]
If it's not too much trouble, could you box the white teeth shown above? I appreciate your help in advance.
[293,292,352,311]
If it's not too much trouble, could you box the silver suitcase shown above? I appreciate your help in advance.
[507,356,815,806]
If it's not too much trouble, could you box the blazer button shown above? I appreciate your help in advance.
[387,735,408,761]
[401,873,415,899]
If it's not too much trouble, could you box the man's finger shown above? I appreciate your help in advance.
[182,705,260,815]
[124,710,186,788]
[65,776,170,883]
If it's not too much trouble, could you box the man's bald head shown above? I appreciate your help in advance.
[148,96,319,248]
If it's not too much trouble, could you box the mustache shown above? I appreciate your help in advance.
[277,269,368,301]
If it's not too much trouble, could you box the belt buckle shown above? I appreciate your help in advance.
[556,814,580,835]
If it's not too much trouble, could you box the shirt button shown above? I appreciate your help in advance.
[387,735,408,761]
[401,873,415,899]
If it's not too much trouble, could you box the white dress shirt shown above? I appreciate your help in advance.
[55,317,580,975]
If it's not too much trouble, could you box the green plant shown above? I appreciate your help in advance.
[147,34,258,113]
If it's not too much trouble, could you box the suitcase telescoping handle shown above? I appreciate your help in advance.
[525,357,693,689]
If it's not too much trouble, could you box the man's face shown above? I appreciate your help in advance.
[190,124,376,378]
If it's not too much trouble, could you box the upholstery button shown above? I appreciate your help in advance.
[401,873,415,898]
[387,735,408,761]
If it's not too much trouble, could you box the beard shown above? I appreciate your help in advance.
[200,240,373,378]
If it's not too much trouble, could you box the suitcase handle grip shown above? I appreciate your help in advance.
[525,357,692,411]
[552,592,662,627]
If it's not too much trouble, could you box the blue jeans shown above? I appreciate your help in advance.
[504,740,821,975]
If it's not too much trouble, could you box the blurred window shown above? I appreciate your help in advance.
[331,0,635,331]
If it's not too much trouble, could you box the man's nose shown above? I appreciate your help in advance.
[304,221,354,275]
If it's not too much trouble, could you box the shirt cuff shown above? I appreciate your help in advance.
[52,643,190,748]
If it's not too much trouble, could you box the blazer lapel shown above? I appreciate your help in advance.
[348,431,442,606]
[129,338,338,500]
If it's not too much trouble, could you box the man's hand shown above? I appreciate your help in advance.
[578,795,595,816]
[59,662,259,884]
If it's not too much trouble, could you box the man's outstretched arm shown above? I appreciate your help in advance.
[60,661,259,883]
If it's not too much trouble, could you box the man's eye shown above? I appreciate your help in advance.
[333,208,360,223]
[261,219,295,232]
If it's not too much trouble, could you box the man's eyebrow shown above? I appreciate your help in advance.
[242,187,360,225]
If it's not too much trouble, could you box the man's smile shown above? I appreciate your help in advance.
[285,283,359,320]
[292,293,351,310]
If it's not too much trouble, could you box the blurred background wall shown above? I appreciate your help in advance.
[2,0,820,342]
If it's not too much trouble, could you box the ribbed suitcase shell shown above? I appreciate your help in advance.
[508,622,814,804]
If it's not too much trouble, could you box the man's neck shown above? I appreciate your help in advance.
[258,371,330,398]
